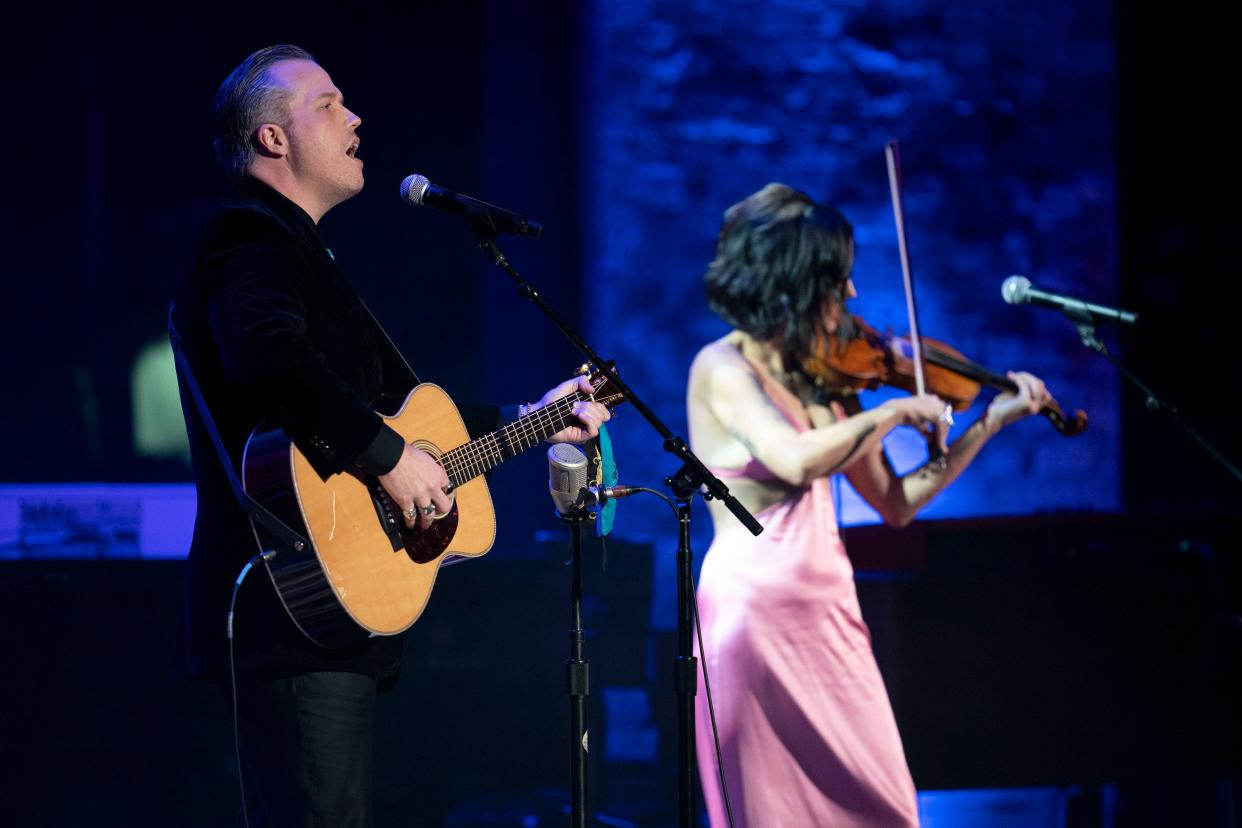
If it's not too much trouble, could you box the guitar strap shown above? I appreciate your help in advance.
[357,296,419,390]
[167,304,310,556]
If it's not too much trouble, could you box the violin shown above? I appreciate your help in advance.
[801,314,1089,437]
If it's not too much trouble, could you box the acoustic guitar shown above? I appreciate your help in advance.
[242,369,624,648]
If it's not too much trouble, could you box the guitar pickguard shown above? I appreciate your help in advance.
[398,504,460,564]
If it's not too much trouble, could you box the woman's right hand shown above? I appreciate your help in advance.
[881,393,951,453]
[882,393,948,427]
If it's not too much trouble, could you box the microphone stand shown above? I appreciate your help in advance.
[557,505,591,828]
[473,225,762,828]
[665,462,704,828]
[1064,307,1242,485]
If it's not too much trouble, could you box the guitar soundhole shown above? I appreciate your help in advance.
[397,504,460,564]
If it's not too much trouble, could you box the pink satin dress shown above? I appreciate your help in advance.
[693,365,919,827]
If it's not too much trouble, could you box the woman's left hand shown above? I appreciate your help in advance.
[986,371,1051,430]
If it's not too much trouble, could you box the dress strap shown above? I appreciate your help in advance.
[735,351,813,434]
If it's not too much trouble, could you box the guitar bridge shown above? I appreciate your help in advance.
[367,477,404,553]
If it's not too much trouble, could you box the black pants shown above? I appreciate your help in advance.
[228,671,379,828]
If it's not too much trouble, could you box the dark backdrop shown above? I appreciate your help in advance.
[2,4,596,551]
[2,3,1238,517]
[1,3,1239,825]
[1116,4,1241,513]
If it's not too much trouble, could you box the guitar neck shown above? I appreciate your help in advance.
[441,394,586,486]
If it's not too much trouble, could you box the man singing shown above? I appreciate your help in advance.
[171,45,609,825]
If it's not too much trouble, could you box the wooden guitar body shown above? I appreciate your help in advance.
[242,370,622,648]
[244,384,494,648]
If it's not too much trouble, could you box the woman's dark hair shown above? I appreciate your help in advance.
[704,183,854,369]
[212,44,316,181]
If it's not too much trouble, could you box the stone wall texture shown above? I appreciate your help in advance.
[581,0,1118,558]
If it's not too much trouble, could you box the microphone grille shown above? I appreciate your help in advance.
[1001,275,1031,305]
[399,174,431,206]
[548,443,589,511]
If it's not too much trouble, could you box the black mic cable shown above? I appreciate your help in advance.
[227,548,276,828]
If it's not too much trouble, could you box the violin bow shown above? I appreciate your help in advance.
[885,140,929,396]
[886,139,952,457]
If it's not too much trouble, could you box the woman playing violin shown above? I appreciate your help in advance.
[688,183,1051,827]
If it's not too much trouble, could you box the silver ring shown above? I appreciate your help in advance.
[938,405,955,427]
[403,507,418,520]
[420,503,437,516]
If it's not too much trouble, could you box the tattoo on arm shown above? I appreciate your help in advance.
[825,419,877,474]
[726,371,795,459]
[913,459,947,481]
[731,429,761,459]
[912,417,988,481]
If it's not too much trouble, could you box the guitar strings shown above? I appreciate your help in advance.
[440,392,584,484]
[442,384,620,482]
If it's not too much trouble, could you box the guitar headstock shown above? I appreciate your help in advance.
[584,362,626,410]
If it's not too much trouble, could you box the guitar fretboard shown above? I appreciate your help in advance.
[441,393,584,486]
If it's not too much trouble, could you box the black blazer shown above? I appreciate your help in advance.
[172,178,497,681]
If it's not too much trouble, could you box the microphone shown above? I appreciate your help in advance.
[548,443,589,516]
[1001,275,1138,326]
[548,444,643,516]
[399,174,544,240]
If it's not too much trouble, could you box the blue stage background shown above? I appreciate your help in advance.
[2,3,1238,826]
[582,0,1119,549]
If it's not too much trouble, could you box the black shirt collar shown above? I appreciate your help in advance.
[235,176,337,259]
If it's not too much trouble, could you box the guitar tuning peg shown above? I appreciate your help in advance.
[573,363,591,377]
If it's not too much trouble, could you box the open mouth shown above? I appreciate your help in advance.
[346,140,360,158]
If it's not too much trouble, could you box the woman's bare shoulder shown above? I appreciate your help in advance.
[690,332,748,379]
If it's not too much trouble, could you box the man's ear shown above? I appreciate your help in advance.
[253,123,288,159]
